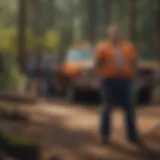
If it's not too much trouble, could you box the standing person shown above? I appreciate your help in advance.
[41,49,55,97]
[27,50,41,96]
[95,25,140,145]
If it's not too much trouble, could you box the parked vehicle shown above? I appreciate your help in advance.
[53,41,157,104]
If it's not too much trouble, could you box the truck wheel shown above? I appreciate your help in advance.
[65,85,79,102]
[137,86,153,105]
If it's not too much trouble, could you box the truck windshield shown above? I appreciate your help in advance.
[66,48,93,62]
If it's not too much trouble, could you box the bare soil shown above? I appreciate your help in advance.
[21,99,160,160]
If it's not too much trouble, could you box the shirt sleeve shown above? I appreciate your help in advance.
[94,44,105,68]
[130,44,138,70]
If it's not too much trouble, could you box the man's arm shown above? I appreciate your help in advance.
[94,44,106,69]
[130,44,138,71]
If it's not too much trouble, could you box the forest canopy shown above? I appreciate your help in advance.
[0,0,158,60]
[0,27,60,54]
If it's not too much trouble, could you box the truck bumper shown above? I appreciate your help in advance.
[74,80,99,92]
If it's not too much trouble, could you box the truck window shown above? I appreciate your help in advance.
[66,48,93,62]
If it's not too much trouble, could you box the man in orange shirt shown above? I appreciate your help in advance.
[95,25,140,145]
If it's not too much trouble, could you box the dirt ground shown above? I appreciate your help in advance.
[22,99,160,160]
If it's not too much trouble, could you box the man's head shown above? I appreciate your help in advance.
[107,24,121,43]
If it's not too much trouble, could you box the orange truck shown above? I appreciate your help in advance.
[53,41,158,104]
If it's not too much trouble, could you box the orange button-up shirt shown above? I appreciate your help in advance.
[95,41,137,79]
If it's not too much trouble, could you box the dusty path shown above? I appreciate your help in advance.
[23,100,160,160]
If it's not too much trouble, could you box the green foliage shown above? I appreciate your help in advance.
[0,54,26,91]
[0,27,17,54]
[44,29,60,51]
[0,27,60,54]
[0,27,60,90]
[136,0,156,60]
[7,65,26,88]
[0,0,158,61]
[28,29,60,51]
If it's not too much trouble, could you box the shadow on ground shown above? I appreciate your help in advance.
[29,111,160,160]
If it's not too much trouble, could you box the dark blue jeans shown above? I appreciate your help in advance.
[100,78,138,140]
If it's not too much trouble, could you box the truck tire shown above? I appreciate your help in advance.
[137,86,153,105]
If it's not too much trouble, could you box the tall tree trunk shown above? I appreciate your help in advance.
[96,0,104,40]
[104,0,111,26]
[128,0,137,42]
[84,0,97,44]
[155,0,160,61]
[103,0,111,38]
[96,0,112,40]
[31,0,46,54]
[18,0,27,72]
[58,24,74,63]
[32,0,44,36]
[43,0,55,30]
